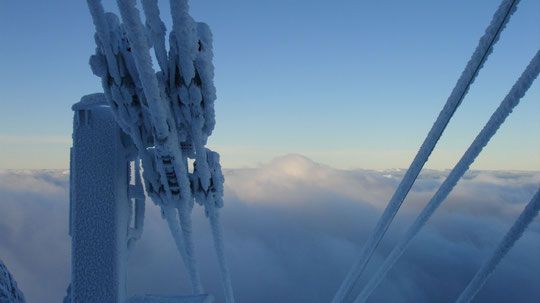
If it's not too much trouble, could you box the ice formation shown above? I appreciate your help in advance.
[0,259,25,303]
[352,49,540,303]
[63,285,71,303]
[86,0,234,301]
[332,0,522,302]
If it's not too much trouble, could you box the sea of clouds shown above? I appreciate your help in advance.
[0,154,539,303]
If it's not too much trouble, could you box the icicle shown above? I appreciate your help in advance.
[455,188,540,303]
[193,149,234,303]
[178,205,204,294]
[162,205,190,282]
[353,49,540,303]
[207,204,235,303]
[332,1,522,301]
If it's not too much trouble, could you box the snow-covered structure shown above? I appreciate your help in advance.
[69,1,232,302]
[0,259,25,303]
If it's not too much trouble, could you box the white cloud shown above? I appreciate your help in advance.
[0,155,539,303]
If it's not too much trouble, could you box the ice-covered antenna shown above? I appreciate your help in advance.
[81,0,234,302]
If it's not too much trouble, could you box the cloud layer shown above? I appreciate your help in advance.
[0,155,539,303]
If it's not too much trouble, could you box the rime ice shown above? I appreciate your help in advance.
[353,49,540,303]
[0,259,25,303]
[83,0,234,302]
[333,0,529,302]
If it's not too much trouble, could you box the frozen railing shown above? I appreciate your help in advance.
[332,0,540,302]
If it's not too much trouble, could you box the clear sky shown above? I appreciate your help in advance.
[0,0,539,170]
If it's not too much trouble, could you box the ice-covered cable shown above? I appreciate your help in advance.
[353,49,540,303]
[178,205,203,294]
[87,0,231,298]
[195,22,217,142]
[207,204,235,303]
[332,1,521,301]
[169,0,197,84]
[86,0,121,85]
[87,0,168,204]
[193,149,234,303]
[163,204,202,292]
[116,0,169,139]
[141,0,169,73]
[455,188,540,303]
[116,0,201,292]
[116,0,192,204]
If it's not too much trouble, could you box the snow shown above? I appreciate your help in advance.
[0,258,25,303]
[455,188,540,303]
[331,1,523,302]
[352,49,540,303]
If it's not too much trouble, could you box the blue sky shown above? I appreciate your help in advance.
[0,0,539,170]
